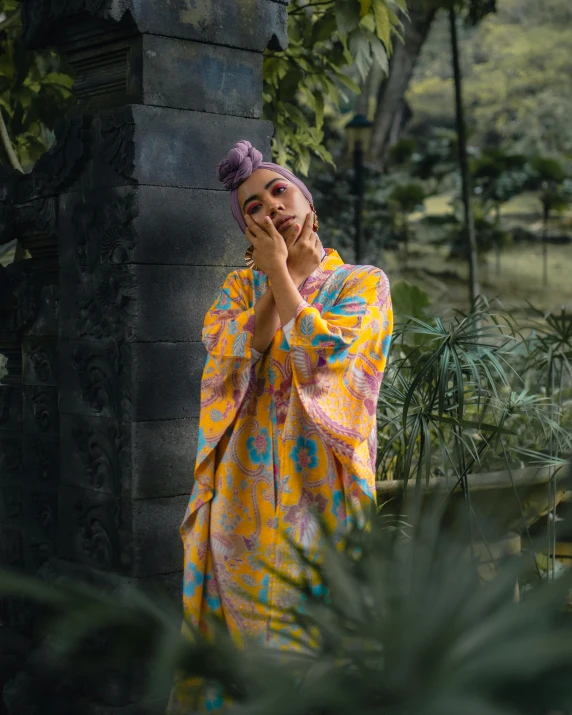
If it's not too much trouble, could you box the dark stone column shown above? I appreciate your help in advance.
[0,0,288,711]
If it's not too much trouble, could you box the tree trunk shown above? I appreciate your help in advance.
[369,3,437,165]
[542,204,549,288]
[449,7,480,303]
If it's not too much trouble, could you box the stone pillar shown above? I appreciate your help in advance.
[0,0,289,709]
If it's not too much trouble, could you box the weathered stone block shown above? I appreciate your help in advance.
[58,340,206,423]
[134,265,233,342]
[141,35,263,118]
[58,486,186,577]
[59,262,234,342]
[125,0,288,53]
[59,185,246,268]
[132,342,206,421]
[131,418,198,499]
[133,186,245,266]
[22,0,288,55]
[88,106,273,191]
[131,496,186,576]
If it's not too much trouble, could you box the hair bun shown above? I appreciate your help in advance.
[216,140,263,191]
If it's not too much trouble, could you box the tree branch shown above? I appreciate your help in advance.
[290,1,334,15]
[0,108,23,173]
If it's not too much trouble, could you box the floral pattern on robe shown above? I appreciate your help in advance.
[169,249,392,712]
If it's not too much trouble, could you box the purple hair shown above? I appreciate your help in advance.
[216,140,313,233]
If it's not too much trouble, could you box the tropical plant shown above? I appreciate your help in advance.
[0,0,76,171]
[264,0,407,173]
[377,291,572,495]
[0,0,406,174]
[2,507,572,714]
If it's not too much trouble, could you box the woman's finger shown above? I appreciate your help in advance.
[244,213,266,239]
[285,222,301,251]
[246,227,261,247]
[262,216,279,238]
[299,210,314,242]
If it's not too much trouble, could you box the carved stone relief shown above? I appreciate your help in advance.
[0,262,40,337]
[69,493,126,570]
[24,435,59,485]
[72,187,137,265]
[18,116,90,202]
[23,386,58,437]
[73,265,137,341]
[72,420,125,493]
[100,106,135,178]
[69,341,131,422]
[23,338,57,386]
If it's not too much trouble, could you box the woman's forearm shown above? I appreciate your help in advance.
[253,288,281,353]
[268,264,304,327]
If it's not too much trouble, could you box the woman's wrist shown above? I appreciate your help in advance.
[268,264,303,326]
[288,268,307,288]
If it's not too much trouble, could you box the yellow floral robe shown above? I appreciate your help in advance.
[170,248,392,711]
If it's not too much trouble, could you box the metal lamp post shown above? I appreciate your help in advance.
[346,114,373,264]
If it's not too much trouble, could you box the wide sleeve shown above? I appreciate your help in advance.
[187,271,258,512]
[202,270,256,360]
[289,266,393,491]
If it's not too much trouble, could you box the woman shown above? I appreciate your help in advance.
[170,141,393,711]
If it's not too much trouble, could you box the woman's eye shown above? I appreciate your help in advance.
[248,204,261,215]
[274,185,287,195]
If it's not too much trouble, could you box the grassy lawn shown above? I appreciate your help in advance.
[395,190,572,314]
[385,241,572,315]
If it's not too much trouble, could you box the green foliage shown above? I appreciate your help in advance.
[389,181,426,214]
[408,1,572,159]
[391,280,432,320]
[309,161,399,263]
[264,0,405,173]
[2,509,572,714]
[0,0,76,170]
[471,149,529,215]
[377,299,572,488]
[0,0,404,176]
[525,157,572,220]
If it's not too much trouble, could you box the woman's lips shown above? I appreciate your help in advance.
[276,216,295,231]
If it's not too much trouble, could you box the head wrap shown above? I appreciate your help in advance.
[216,140,313,233]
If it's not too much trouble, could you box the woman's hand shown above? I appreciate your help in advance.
[245,213,288,278]
[286,211,322,286]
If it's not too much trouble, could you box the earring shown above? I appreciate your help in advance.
[244,244,259,271]
[310,203,319,233]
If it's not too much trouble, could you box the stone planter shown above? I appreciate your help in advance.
[376,465,570,535]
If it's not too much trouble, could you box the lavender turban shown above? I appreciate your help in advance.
[216,140,313,233]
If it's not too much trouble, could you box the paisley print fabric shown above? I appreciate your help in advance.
[169,249,392,712]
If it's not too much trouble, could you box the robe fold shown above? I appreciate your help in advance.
[170,248,392,711]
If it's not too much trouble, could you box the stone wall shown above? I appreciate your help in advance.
[0,1,288,711]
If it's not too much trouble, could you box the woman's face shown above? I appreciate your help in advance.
[237,168,311,238]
